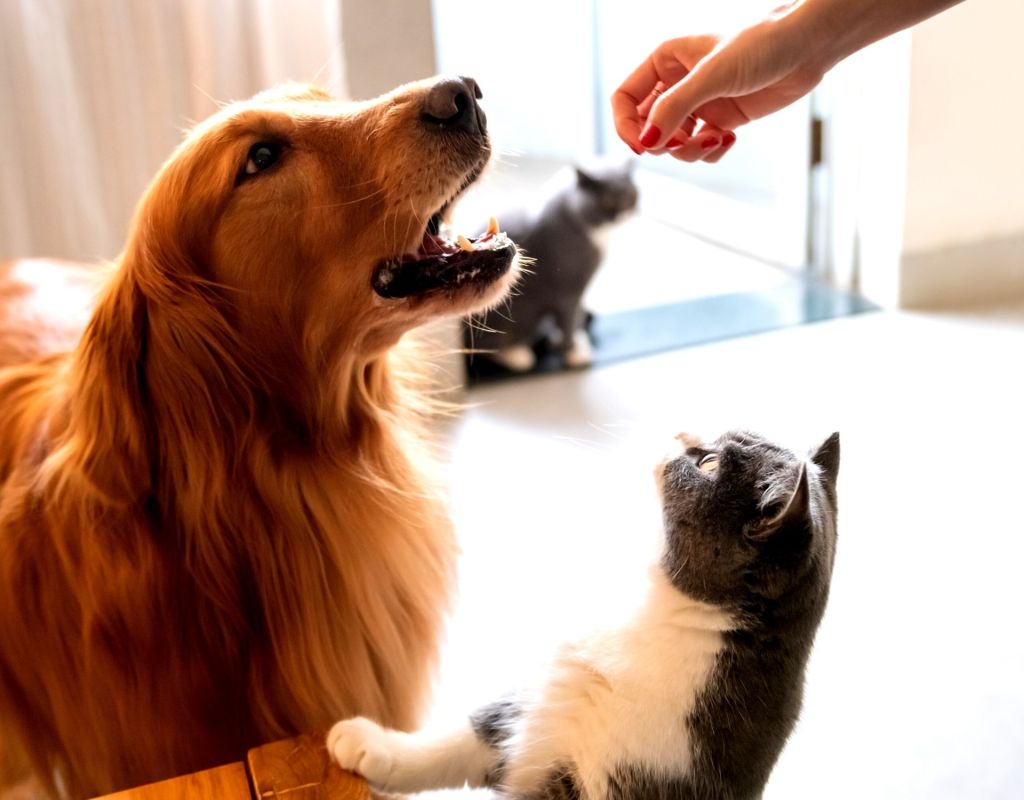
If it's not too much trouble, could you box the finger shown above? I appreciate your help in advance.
[616,42,696,110]
[614,37,711,150]
[637,99,694,155]
[640,48,733,149]
[675,114,698,139]
[667,124,725,163]
[636,81,668,120]
[612,56,666,152]
[639,111,698,156]
[702,131,737,163]
[611,96,647,154]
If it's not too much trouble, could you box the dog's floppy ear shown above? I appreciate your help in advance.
[133,135,238,289]
[63,273,153,500]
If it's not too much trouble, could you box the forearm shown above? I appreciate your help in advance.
[780,0,965,71]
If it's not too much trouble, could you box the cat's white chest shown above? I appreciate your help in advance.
[505,571,733,798]
[588,222,614,255]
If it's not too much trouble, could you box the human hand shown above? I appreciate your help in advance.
[612,11,829,163]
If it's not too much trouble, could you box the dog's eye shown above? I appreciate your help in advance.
[245,142,283,175]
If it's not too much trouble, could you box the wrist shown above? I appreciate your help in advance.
[780,0,878,72]
[784,0,963,70]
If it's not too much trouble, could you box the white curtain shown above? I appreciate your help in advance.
[0,0,347,263]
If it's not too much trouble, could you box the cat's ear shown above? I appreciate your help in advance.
[750,463,809,541]
[810,432,840,485]
[576,167,599,190]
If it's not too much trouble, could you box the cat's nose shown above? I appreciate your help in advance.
[422,76,486,136]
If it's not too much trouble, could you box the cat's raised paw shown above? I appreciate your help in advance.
[327,717,396,788]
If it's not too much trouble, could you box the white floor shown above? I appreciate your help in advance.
[424,305,1024,799]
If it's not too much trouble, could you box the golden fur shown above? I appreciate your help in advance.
[0,82,516,798]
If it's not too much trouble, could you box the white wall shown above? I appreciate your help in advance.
[833,0,1023,308]
[342,0,437,99]
[902,0,1024,254]
[431,0,596,159]
[825,32,913,307]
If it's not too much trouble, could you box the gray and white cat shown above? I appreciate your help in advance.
[328,429,840,800]
[466,162,638,372]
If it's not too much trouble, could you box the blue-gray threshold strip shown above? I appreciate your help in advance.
[465,278,879,386]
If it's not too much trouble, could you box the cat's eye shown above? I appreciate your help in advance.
[698,453,719,473]
[244,142,284,176]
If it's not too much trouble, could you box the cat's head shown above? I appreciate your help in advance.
[657,430,840,612]
[573,162,638,224]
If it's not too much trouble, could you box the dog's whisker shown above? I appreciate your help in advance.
[191,83,228,114]
[464,315,501,336]
[308,185,388,211]
[551,435,612,453]
[310,43,344,88]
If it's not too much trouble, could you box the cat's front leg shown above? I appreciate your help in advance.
[328,717,497,794]
[564,329,593,368]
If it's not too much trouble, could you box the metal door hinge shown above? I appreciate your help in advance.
[810,116,824,167]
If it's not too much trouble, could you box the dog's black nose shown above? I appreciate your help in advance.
[422,76,485,135]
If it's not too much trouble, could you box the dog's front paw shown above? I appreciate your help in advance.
[327,717,397,789]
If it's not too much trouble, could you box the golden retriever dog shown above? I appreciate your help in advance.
[0,78,518,798]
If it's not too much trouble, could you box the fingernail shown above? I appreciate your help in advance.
[639,124,662,148]
[629,143,643,155]
[700,137,720,150]
[722,132,737,147]
[666,137,685,149]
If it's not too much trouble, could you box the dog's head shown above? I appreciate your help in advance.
[127,78,518,356]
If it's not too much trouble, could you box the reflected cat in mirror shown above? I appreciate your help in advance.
[466,162,638,372]
[329,429,841,800]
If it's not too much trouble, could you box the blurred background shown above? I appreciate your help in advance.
[2,1,1019,360]
[2,2,1023,798]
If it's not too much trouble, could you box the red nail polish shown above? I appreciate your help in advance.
[666,137,685,148]
[639,124,662,148]
[701,137,720,150]
[629,143,643,155]
[722,132,736,147]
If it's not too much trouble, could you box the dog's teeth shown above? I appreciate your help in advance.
[487,216,499,235]
[457,235,475,252]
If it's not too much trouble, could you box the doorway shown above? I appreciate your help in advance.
[431,0,874,381]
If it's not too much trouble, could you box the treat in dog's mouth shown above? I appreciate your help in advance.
[372,212,516,299]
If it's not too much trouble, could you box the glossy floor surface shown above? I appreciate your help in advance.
[426,305,1024,799]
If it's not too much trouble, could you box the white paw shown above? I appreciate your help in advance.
[565,329,593,368]
[493,344,536,372]
[327,717,397,789]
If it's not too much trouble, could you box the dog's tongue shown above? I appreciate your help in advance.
[416,216,501,260]
[420,231,454,257]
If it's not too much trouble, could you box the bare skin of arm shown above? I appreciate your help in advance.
[612,0,964,162]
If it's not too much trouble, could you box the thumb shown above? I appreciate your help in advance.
[640,59,727,149]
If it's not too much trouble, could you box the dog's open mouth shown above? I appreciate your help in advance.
[372,212,516,299]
